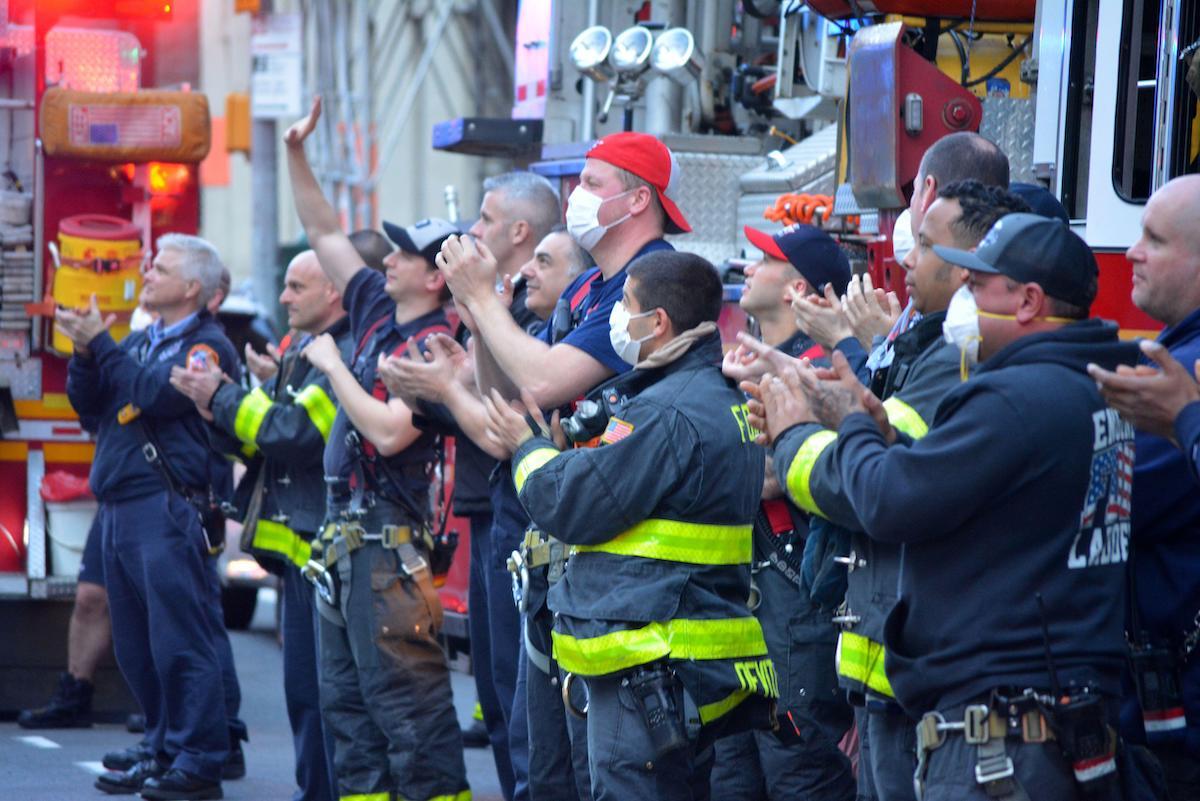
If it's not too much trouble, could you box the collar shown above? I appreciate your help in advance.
[1157,306,1200,349]
[777,329,819,359]
[147,310,199,349]
[635,326,722,373]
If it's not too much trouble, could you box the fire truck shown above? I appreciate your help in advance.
[0,0,207,717]
[431,0,1192,343]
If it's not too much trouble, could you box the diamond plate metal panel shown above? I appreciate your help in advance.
[739,125,840,194]
[980,97,1037,185]
[666,150,766,265]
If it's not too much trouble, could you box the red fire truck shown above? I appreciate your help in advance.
[0,0,207,717]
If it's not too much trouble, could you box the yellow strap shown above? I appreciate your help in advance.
[340,794,391,801]
[294,384,337,442]
[784,430,837,516]
[252,519,313,569]
[836,630,894,698]
[551,616,768,677]
[881,396,929,439]
[513,446,561,492]
[574,518,752,565]
[233,387,272,446]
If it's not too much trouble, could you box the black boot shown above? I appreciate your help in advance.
[103,742,156,772]
[140,768,222,800]
[461,718,491,748]
[17,671,93,729]
[94,758,166,795]
[223,724,246,781]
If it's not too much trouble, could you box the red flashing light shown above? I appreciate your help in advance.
[111,0,175,19]
[148,163,190,195]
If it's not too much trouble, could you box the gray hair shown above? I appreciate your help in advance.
[482,171,562,244]
[156,233,226,308]
[548,224,592,279]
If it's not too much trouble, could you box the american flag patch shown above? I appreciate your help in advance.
[600,417,634,445]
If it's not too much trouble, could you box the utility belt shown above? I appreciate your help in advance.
[914,687,1119,801]
[301,519,433,610]
[506,527,570,614]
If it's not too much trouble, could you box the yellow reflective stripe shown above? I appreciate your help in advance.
[252,519,312,569]
[340,794,390,801]
[836,630,894,698]
[882,396,929,439]
[699,689,750,724]
[574,519,752,565]
[294,384,337,442]
[784,430,837,516]
[233,387,272,445]
[552,617,768,676]
[513,447,561,493]
[239,442,258,459]
[397,792,472,801]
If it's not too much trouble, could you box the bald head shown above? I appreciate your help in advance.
[280,249,344,334]
[1127,175,1200,326]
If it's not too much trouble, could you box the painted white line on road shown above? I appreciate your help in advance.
[77,761,107,775]
[14,735,59,749]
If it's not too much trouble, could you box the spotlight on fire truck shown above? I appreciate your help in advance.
[569,25,614,83]
[650,27,703,86]
[609,25,654,79]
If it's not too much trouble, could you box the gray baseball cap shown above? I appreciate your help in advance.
[932,212,1097,309]
[382,217,460,266]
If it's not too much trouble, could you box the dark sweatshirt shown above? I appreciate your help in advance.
[830,320,1139,716]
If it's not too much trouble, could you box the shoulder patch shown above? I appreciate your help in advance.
[187,344,220,371]
[600,417,635,445]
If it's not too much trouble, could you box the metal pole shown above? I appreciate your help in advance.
[580,0,600,141]
[252,0,280,326]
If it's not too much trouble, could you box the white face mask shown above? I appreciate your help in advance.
[609,300,656,366]
[942,285,981,379]
[566,186,633,251]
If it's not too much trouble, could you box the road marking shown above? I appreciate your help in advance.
[15,735,59,749]
[77,761,107,775]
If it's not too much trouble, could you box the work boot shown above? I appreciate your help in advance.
[16,671,93,729]
[461,718,491,749]
[94,758,166,795]
[221,743,245,781]
[103,742,156,772]
[140,768,222,800]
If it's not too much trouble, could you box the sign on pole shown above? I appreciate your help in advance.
[251,13,301,119]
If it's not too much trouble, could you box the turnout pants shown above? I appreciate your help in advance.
[316,539,468,801]
[283,564,336,801]
[710,565,856,801]
[584,672,713,801]
[916,730,1076,801]
[522,612,590,801]
[466,512,519,800]
[100,491,230,781]
[866,700,918,801]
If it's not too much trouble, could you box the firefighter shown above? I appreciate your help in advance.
[170,247,356,801]
[1087,174,1200,801]
[788,139,1014,801]
[57,234,238,800]
[483,251,776,801]
[379,227,592,801]
[436,129,690,797]
[713,222,856,801]
[381,225,592,801]
[753,214,1139,800]
[284,96,469,801]
[455,171,560,801]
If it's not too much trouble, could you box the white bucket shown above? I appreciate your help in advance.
[45,500,97,577]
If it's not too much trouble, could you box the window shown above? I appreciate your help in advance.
[1113,0,1200,202]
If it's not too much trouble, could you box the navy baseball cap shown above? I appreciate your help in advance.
[1009,182,1070,224]
[932,213,1097,308]
[382,217,459,266]
[744,223,852,296]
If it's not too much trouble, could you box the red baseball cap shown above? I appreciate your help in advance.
[586,132,691,234]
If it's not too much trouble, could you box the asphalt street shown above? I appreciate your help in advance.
[0,589,504,800]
